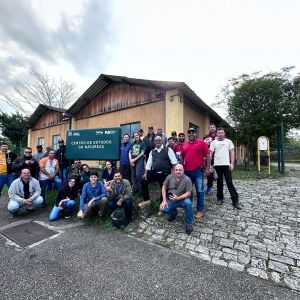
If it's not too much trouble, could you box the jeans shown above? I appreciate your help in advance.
[141,170,169,202]
[120,164,131,183]
[108,198,133,224]
[130,158,144,193]
[8,196,43,213]
[40,177,62,206]
[0,174,16,197]
[185,168,204,212]
[49,200,76,221]
[214,165,238,203]
[161,198,193,225]
[59,167,69,186]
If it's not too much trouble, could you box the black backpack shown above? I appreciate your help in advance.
[111,207,127,229]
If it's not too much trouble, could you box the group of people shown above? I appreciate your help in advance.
[0,123,240,234]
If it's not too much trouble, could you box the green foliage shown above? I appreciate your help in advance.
[216,67,300,151]
[0,111,29,149]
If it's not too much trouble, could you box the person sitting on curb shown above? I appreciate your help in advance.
[77,172,108,220]
[7,168,43,218]
[159,164,194,234]
[106,170,133,228]
[49,178,78,221]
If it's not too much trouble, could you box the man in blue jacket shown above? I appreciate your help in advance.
[120,134,131,183]
[77,172,107,220]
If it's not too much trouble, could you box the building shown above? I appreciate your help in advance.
[27,74,243,161]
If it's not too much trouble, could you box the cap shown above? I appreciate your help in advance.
[187,128,196,133]
[58,139,64,143]
[36,145,43,148]
[139,128,144,133]
[148,125,154,129]
[171,131,177,135]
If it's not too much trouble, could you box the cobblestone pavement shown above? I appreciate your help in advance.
[129,175,300,292]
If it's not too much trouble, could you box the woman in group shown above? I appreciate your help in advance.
[80,164,91,186]
[49,178,78,221]
[102,161,115,187]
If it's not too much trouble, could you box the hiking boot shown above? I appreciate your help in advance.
[216,199,223,205]
[186,225,193,235]
[233,201,242,210]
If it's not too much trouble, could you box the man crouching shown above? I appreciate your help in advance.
[106,170,133,227]
[160,164,194,234]
[8,168,43,217]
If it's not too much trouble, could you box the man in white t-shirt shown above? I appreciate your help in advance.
[210,128,241,210]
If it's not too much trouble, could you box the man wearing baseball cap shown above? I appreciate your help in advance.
[180,127,211,220]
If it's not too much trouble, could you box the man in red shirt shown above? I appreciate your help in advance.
[180,128,211,220]
[203,124,217,194]
[173,132,185,162]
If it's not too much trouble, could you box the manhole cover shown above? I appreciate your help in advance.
[0,221,58,247]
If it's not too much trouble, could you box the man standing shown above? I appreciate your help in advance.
[0,142,17,198]
[12,147,39,179]
[167,137,175,150]
[160,164,194,234]
[156,128,167,145]
[56,139,70,185]
[120,134,131,182]
[106,170,133,227]
[173,132,186,162]
[129,132,146,194]
[140,135,177,208]
[33,145,45,162]
[39,150,62,207]
[210,128,241,209]
[180,128,211,220]
[203,124,217,194]
[8,168,43,217]
[77,172,108,220]
[143,126,156,160]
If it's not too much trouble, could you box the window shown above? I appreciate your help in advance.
[188,122,199,137]
[120,122,141,141]
[52,135,61,150]
[37,137,45,146]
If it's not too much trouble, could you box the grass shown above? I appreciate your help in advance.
[232,164,285,180]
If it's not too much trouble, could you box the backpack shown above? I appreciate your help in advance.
[111,207,127,229]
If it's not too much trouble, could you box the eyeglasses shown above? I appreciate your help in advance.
[24,151,32,154]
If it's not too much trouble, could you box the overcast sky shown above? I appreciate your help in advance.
[0,0,299,117]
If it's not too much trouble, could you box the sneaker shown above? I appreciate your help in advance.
[233,202,242,210]
[168,214,177,222]
[195,211,203,220]
[216,199,223,205]
[206,187,213,194]
[65,214,71,219]
[186,225,193,235]
[26,208,37,215]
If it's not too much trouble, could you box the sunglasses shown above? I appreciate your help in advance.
[25,151,32,153]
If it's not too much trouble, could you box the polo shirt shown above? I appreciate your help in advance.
[180,139,209,171]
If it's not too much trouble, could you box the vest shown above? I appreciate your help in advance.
[151,146,172,173]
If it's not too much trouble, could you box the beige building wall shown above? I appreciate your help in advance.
[165,89,184,137]
[183,100,207,137]
[73,101,165,132]
[29,123,68,149]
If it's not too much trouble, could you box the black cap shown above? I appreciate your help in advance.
[148,125,154,129]
[58,139,64,143]
[171,131,177,135]
[139,128,143,133]
[37,145,43,148]
[187,128,196,133]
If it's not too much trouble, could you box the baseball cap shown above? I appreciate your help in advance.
[171,131,177,135]
[58,139,64,143]
[36,145,43,148]
[148,125,154,129]
[187,128,196,133]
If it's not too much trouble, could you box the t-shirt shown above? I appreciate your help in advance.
[130,140,146,159]
[163,174,193,197]
[180,139,210,171]
[210,138,234,166]
[39,157,59,180]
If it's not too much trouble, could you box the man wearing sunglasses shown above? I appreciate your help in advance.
[12,147,39,179]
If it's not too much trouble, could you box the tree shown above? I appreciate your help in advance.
[214,67,299,162]
[1,69,76,114]
[0,111,29,154]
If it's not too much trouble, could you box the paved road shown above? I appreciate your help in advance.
[0,222,299,300]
